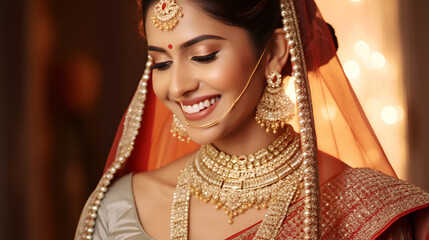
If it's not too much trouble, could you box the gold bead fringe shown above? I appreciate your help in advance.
[170,114,191,143]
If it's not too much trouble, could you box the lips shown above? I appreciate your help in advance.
[180,95,221,121]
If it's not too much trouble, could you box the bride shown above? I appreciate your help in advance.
[75,0,429,239]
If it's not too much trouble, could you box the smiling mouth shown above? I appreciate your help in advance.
[181,96,220,114]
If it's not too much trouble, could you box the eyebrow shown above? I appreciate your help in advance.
[147,34,226,53]
[147,46,166,53]
[181,35,225,48]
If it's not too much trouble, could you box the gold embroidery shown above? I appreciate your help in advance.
[229,168,429,240]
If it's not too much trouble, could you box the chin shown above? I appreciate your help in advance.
[186,126,225,145]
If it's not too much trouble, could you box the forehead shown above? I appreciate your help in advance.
[145,0,247,47]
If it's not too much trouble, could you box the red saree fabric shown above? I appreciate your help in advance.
[227,168,429,240]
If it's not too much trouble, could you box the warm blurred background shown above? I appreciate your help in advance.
[0,0,428,239]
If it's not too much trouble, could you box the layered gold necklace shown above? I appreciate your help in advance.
[170,125,304,239]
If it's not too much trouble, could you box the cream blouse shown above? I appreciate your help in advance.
[93,174,154,240]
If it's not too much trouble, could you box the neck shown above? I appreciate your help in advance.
[212,113,288,156]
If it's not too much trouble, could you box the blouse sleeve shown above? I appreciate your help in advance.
[87,174,152,240]
[92,201,110,240]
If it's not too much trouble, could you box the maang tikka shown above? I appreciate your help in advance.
[171,114,190,143]
[255,71,294,134]
[151,0,183,31]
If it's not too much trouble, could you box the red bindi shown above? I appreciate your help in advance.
[168,44,173,49]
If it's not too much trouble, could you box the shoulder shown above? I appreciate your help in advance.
[104,173,134,200]
[322,168,429,211]
[326,167,428,197]
[98,173,135,217]
[133,151,195,189]
[94,173,148,239]
[130,153,195,240]
[131,152,194,210]
[320,168,429,239]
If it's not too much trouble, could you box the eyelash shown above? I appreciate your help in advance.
[151,51,219,71]
[151,61,172,70]
[191,51,219,63]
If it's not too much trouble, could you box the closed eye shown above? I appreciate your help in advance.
[191,51,219,63]
[151,61,172,70]
[151,51,219,70]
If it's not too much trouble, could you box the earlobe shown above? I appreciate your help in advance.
[264,28,289,77]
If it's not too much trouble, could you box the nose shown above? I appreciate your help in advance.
[169,60,199,100]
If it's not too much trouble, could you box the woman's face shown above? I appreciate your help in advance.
[145,0,267,144]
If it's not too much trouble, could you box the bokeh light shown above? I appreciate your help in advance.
[381,106,399,125]
[354,41,370,58]
[394,105,404,122]
[343,60,360,79]
[370,52,386,68]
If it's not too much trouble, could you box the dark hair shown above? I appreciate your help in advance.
[139,0,282,56]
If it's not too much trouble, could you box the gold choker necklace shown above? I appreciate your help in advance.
[170,125,304,239]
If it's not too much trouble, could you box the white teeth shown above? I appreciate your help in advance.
[204,99,210,107]
[192,104,199,113]
[185,105,192,113]
[182,97,219,114]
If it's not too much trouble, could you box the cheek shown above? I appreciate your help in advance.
[206,55,255,95]
[151,72,170,102]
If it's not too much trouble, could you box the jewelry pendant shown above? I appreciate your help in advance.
[151,0,184,31]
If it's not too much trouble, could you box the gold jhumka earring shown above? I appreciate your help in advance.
[255,71,295,134]
[170,114,190,143]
